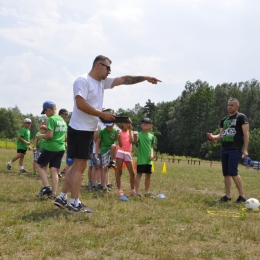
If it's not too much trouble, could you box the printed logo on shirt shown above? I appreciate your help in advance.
[55,121,67,132]
[110,134,116,139]
[221,119,237,142]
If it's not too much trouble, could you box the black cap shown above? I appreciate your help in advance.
[141,118,152,124]
[59,108,69,115]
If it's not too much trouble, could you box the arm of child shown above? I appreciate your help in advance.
[33,136,37,151]
[19,136,30,145]
[38,130,53,140]
[95,138,101,158]
[150,147,154,161]
[118,132,122,147]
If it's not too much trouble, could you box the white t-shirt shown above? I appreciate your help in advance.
[69,74,115,131]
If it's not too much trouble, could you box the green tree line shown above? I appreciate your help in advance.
[1,79,260,160]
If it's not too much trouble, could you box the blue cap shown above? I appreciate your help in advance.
[41,101,56,114]
[104,122,114,126]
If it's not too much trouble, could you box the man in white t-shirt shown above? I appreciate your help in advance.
[54,55,161,213]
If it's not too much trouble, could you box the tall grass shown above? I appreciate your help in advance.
[0,139,17,149]
[0,149,260,259]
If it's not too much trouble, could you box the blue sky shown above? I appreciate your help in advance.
[0,0,259,115]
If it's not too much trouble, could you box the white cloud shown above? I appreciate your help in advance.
[0,0,260,115]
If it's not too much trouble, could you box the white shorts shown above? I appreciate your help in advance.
[115,150,132,162]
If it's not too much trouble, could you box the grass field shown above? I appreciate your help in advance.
[1,149,260,260]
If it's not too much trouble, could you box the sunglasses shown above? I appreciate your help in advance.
[99,63,111,72]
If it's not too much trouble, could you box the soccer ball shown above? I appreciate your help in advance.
[245,198,260,211]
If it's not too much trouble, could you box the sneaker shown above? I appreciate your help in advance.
[130,190,136,196]
[32,171,38,175]
[217,195,231,202]
[145,192,155,198]
[108,161,116,168]
[103,188,110,193]
[36,186,52,199]
[20,168,29,173]
[118,189,124,196]
[97,185,103,190]
[48,193,57,200]
[136,193,142,198]
[54,196,68,209]
[234,196,246,204]
[92,186,98,192]
[6,163,11,170]
[67,203,93,213]
[107,183,113,189]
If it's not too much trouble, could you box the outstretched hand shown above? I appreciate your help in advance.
[146,77,162,84]
[206,132,215,144]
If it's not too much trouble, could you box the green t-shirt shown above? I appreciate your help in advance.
[17,127,30,150]
[40,139,46,152]
[98,128,118,155]
[137,132,155,165]
[44,115,67,152]
[35,131,46,151]
[35,132,41,148]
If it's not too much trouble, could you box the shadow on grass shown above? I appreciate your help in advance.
[202,197,244,209]
[21,208,92,223]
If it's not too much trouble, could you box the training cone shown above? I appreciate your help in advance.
[152,161,155,172]
[162,162,167,174]
[156,194,166,199]
[122,162,126,170]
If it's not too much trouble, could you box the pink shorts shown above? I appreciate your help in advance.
[116,150,132,162]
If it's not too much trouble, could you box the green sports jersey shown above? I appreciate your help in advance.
[44,115,67,152]
[137,131,155,165]
[17,127,30,150]
[40,139,46,152]
[35,132,41,148]
[98,128,118,155]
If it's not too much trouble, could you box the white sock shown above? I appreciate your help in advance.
[70,198,76,205]
[74,198,80,207]
[20,166,24,170]
[60,192,67,200]
[8,160,12,164]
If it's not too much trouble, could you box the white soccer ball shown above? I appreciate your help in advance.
[245,198,260,211]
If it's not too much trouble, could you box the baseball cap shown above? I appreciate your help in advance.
[102,108,112,112]
[104,122,114,126]
[141,118,152,124]
[41,101,56,114]
[24,118,31,123]
[40,125,47,130]
[59,108,68,115]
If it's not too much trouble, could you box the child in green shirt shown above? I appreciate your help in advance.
[6,118,32,173]
[135,118,155,198]
[95,122,118,193]
[36,101,67,199]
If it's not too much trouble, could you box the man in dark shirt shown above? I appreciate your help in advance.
[207,98,249,204]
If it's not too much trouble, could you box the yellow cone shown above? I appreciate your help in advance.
[152,161,155,172]
[162,162,167,174]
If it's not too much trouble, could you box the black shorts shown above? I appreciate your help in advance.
[137,164,152,174]
[67,126,94,159]
[17,149,27,154]
[37,150,65,169]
